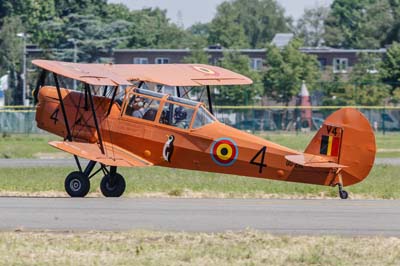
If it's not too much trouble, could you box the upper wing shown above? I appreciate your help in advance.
[32,60,132,86]
[49,141,153,167]
[33,60,253,87]
[108,64,253,86]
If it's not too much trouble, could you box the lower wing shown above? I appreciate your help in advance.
[49,141,153,167]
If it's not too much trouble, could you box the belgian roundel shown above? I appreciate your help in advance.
[210,138,239,166]
[192,66,217,75]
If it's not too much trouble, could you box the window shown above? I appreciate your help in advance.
[318,58,327,71]
[250,58,263,71]
[159,85,175,95]
[133,57,148,64]
[159,102,194,129]
[192,106,216,129]
[333,58,348,73]
[155,58,169,64]
[125,93,161,121]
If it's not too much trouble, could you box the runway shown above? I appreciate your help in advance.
[0,198,399,236]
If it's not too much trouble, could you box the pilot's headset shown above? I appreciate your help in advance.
[174,106,187,120]
[135,97,144,107]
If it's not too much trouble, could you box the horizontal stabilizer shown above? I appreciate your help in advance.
[49,141,153,167]
[285,154,348,168]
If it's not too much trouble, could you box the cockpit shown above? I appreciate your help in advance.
[121,87,216,130]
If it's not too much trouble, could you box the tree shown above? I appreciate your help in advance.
[54,0,108,18]
[324,0,395,48]
[348,53,390,105]
[296,6,329,46]
[182,50,210,64]
[208,0,291,48]
[319,74,349,106]
[187,23,210,49]
[124,8,198,49]
[263,39,320,105]
[380,42,400,103]
[0,16,25,104]
[215,51,263,105]
[207,2,250,48]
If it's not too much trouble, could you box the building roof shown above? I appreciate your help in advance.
[300,47,387,54]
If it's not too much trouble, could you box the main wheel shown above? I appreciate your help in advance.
[100,173,126,197]
[339,190,349,200]
[65,171,90,197]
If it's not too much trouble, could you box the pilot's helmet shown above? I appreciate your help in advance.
[174,106,187,121]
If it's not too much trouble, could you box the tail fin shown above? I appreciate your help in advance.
[305,108,376,186]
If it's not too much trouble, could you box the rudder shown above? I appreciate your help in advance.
[305,108,376,186]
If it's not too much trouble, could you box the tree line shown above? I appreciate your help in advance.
[1,0,400,106]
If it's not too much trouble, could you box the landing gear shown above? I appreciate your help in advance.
[330,170,349,200]
[100,166,126,197]
[64,160,126,198]
[338,183,348,200]
[100,173,126,197]
[65,171,90,197]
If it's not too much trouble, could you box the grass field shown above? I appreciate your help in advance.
[0,134,59,158]
[0,230,399,266]
[0,164,398,199]
[0,135,398,263]
[0,132,399,158]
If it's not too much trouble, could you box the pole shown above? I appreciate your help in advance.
[22,34,26,106]
[17,32,27,106]
[72,40,77,90]
[68,38,78,90]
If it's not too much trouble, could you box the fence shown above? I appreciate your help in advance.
[0,106,398,134]
[214,106,400,133]
[0,107,41,134]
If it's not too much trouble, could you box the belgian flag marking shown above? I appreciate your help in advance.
[320,135,340,156]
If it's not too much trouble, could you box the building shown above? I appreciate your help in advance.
[112,48,265,71]
[110,46,387,75]
[299,47,386,73]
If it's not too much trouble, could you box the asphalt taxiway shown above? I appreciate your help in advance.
[0,198,398,236]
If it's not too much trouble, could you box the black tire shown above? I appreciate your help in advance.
[100,173,126,197]
[65,171,90,197]
[339,190,349,200]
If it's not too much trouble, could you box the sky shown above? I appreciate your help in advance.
[108,0,333,28]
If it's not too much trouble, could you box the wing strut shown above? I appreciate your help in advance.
[85,84,105,154]
[53,73,72,141]
[53,73,82,170]
[106,86,118,116]
[206,85,213,114]
[33,70,48,104]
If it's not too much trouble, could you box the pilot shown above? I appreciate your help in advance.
[160,109,170,125]
[132,96,146,118]
[174,106,188,128]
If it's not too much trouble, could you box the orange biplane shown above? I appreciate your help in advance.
[32,60,376,199]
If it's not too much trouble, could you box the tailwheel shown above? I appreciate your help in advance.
[338,183,349,200]
[65,171,90,197]
[100,173,126,197]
